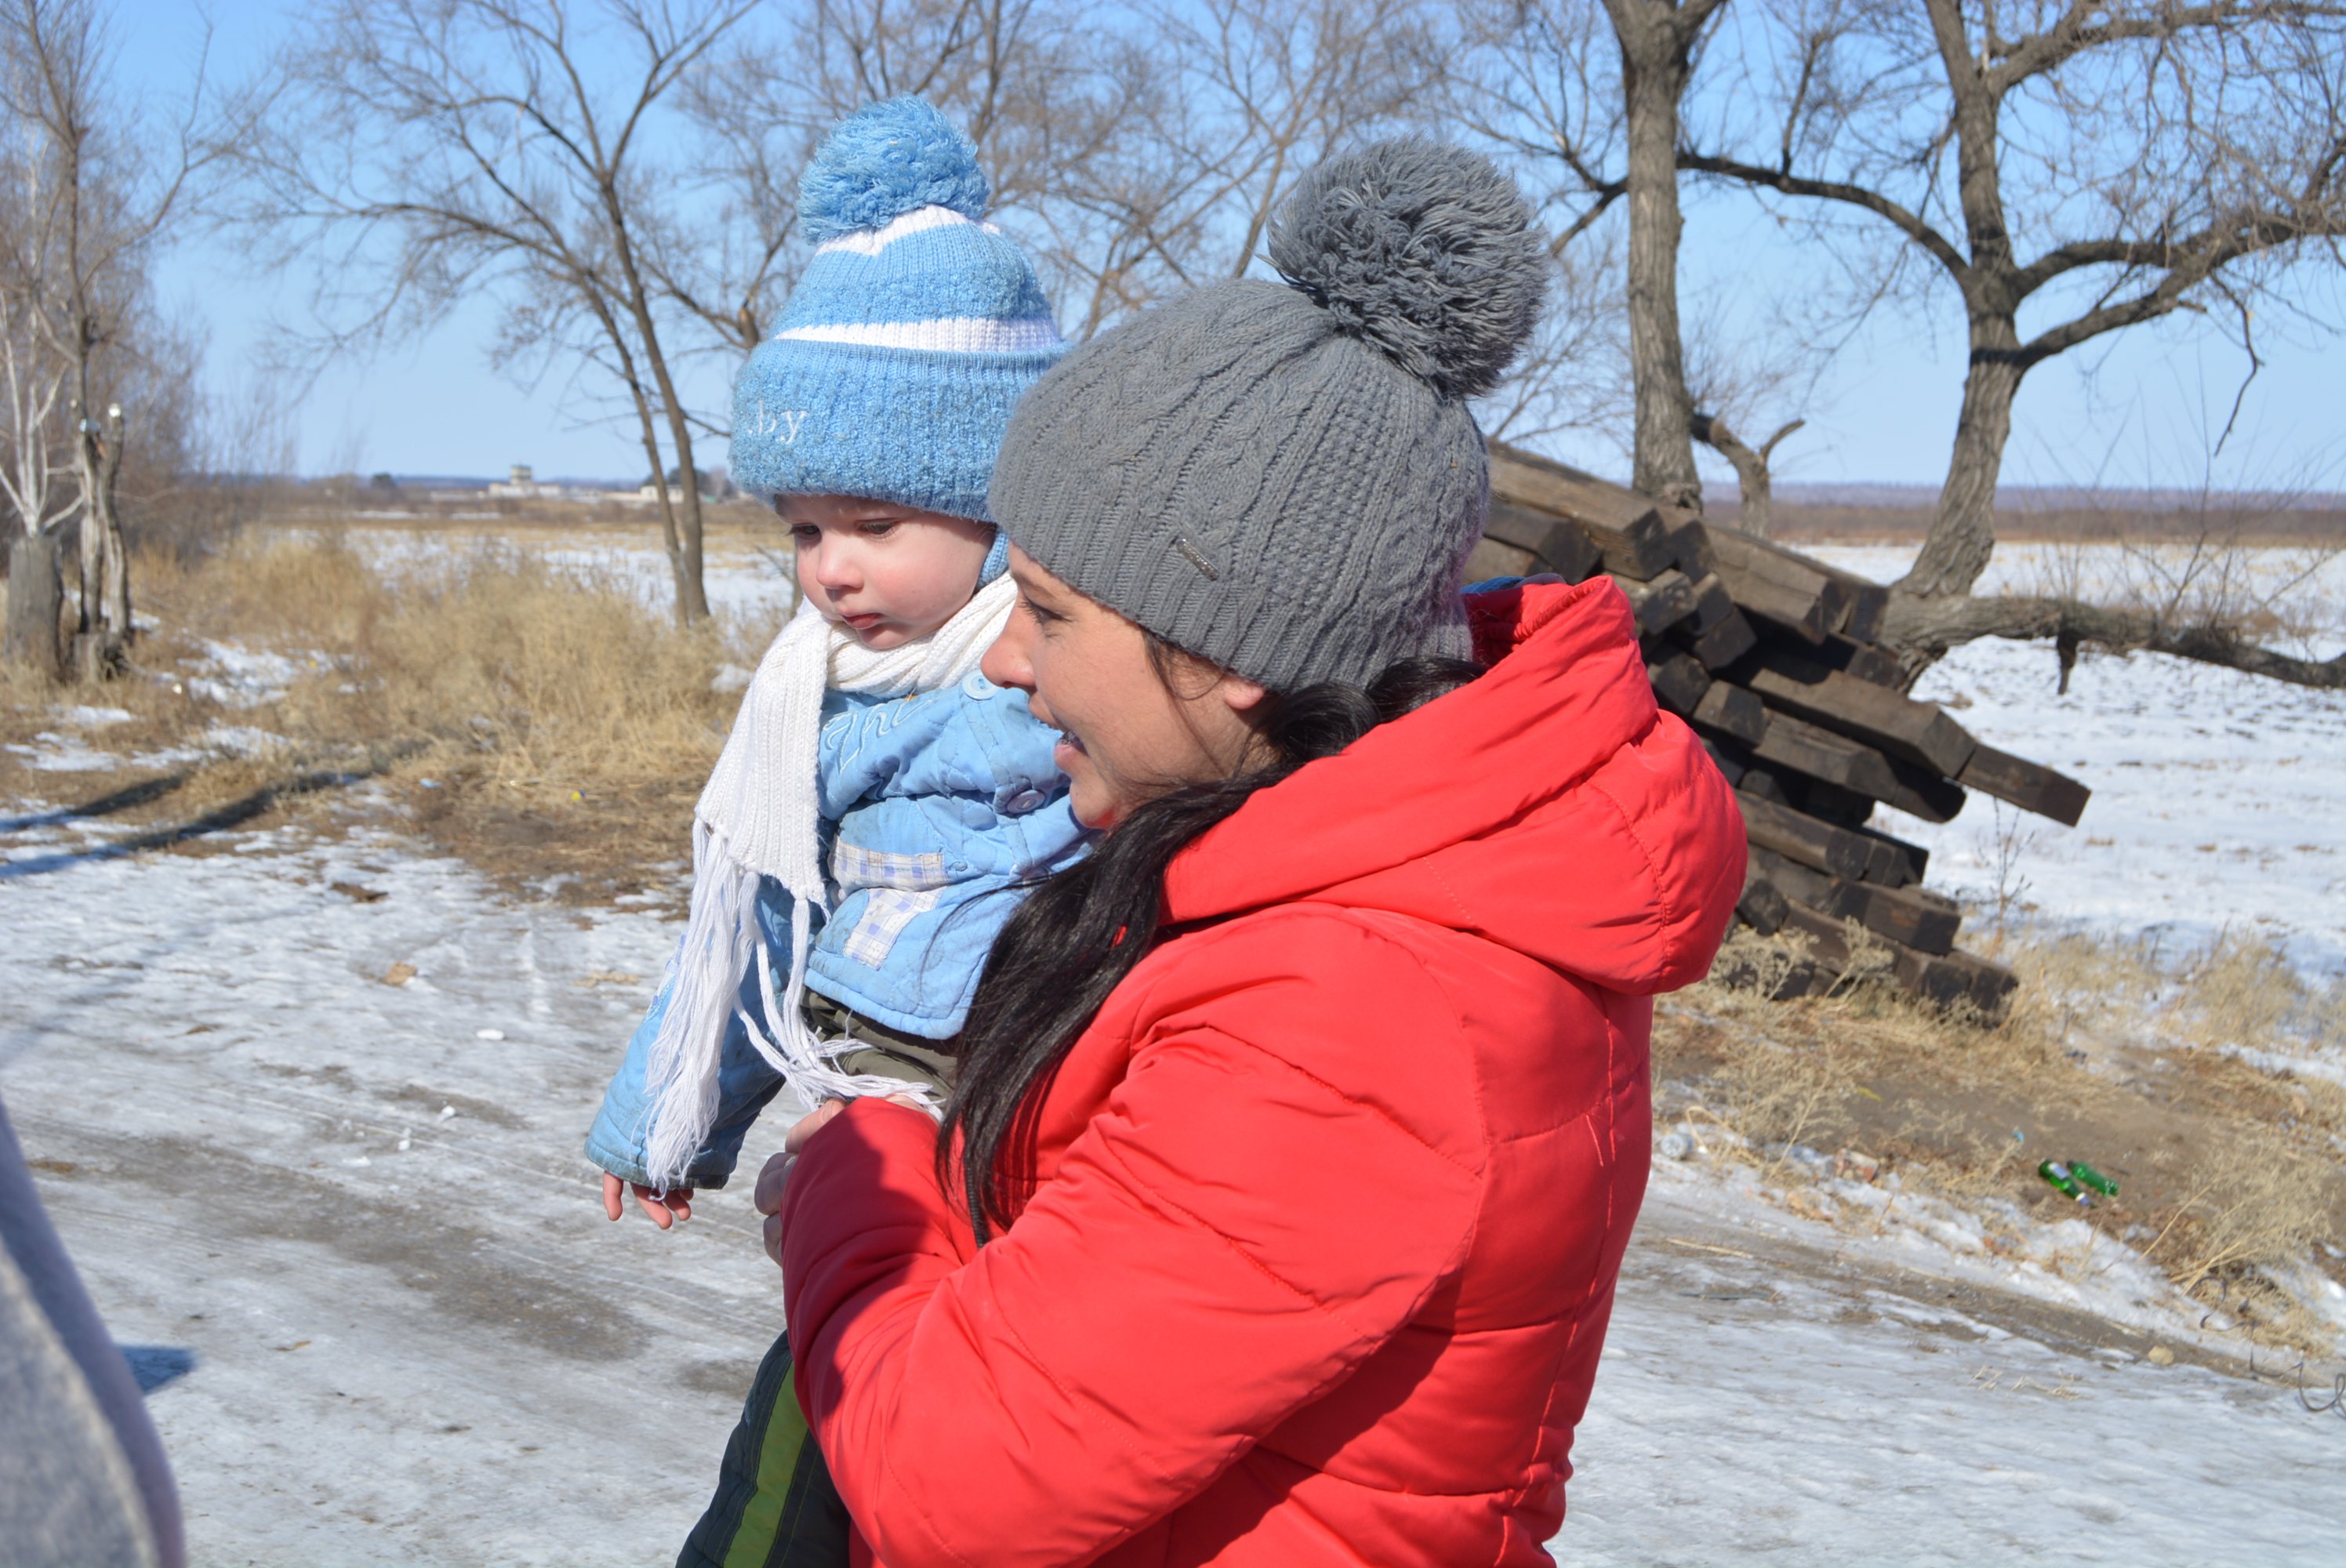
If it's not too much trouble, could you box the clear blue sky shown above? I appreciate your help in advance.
[116,0,2341,492]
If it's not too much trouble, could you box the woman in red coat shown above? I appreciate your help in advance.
[757,138,1745,1566]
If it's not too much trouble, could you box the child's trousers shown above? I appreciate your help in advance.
[678,997,955,1566]
[675,1333,848,1568]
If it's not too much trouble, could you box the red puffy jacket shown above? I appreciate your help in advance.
[781,576,1745,1566]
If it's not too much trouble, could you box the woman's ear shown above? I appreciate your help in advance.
[1216,673,1270,716]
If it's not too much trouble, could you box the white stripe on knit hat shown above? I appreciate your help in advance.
[775,315,1063,354]
[815,203,1002,256]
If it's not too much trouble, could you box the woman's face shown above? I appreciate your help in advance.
[982,545,1266,829]
[780,493,995,650]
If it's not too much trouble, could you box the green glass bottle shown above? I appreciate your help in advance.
[2069,1160,2119,1197]
[2038,1160,2091,1204]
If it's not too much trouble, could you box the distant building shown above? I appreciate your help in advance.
[488,463,567,500]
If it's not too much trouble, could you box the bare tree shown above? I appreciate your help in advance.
[0,0,224,675]
[654,0,1113,362]
[1676,295,1819,532]
[666,0,1449,363]
[1453,0,1731,506]
[1680,0,2346,631]
[0,292,70,674]
[1014,0,1447,337]
[1473,241,1639,448]
[0,292,71,539]
[238,0,765,624]
[1689,409,1803,533]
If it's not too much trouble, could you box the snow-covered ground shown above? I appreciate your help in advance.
[1568,1176,2344,1568]
[8,820,2339,1566]
[6,537,2343,1565]
[3,813,779,1564]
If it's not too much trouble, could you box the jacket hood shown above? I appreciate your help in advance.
[1163,577,1744,996]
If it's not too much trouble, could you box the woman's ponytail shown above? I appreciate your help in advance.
[942,654,1481,1242]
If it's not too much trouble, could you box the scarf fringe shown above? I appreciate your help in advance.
[638,826,941,1189]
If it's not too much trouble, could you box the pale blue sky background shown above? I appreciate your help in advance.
[115,1,2339,492]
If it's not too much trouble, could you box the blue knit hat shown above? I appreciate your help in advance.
[730,99,1066,519]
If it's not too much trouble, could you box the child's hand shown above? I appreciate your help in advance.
[755,1095,926,1266]
[601,1171,694,1229]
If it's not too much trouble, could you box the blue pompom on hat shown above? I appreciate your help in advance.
[731,99,1066,519]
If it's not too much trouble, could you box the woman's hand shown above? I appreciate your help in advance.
[754,1097,924,1267]
[601,1171,693,1229]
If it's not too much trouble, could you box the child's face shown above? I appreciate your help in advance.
[779,494,996,650]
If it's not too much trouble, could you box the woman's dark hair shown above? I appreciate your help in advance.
[941,649,1482,1242]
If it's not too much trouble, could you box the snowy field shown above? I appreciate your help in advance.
[1807,543,2346,978]
[335,521,804,626]
[5,538,2344,1566]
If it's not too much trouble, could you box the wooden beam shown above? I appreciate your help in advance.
[1748,760,1879,827]
[1481,499,1602,583]
[1737,863,1789,935]
[1752,848,1963,955]
[1849,821,1930,887]
[1766,630,1906,688]
[1732,654,1978,775]
[1706,526,1852,614]
[1736,791,1876,881]
[1677,607,1760,669]
[1686,572,1737,633]
[1749,710,1904,802]
[1876,753,1968,826]
[1611,568,1698,633]
[1740,708,1970,826]
[1703,522,1890,640]
[1666,518,1719,582]
[1902,948,2017,1018]
[1647,650,1712,715]
[1713,564,1834,643]
[1691,682,1767,748]
[1957,743,2091,827]
[1842,580,1890,644]
[1487,445,1679,579]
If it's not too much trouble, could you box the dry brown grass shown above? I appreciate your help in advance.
[8,533,775,900]
[1666,921,2346,1346]
[2145,1134,2330,1295]
[2174,934,2308,1049]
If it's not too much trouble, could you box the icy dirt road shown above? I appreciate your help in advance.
[4,824,2339,1567]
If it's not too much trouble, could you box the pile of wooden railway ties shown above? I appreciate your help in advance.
[1471,441,2090,1020]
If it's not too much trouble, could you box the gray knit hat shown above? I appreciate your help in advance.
[988,136,1546,691]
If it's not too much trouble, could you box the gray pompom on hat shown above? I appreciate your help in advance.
[988,136,1546,691]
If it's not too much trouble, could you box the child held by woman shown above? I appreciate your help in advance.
[583,97,1083,1220]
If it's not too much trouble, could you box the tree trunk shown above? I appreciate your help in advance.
[1612,6,1702,510]
[603,183,711,626]
[1900,2,2017,604]
[637,363,707,623]
[98,402,130,644]
[72,403,101,642]
[636,434,704,626]
[5,532,64,680]
[664,425,710,626]
[1899,314,2022,600]
[1690,412,1796,538]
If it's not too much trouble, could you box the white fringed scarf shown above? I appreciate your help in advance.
[637,572,1019,1189]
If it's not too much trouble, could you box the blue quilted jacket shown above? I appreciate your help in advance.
[585,671,1084,1189]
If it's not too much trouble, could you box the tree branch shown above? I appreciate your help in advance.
[1884,590,2346,689]
[1678,151,1973,282]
